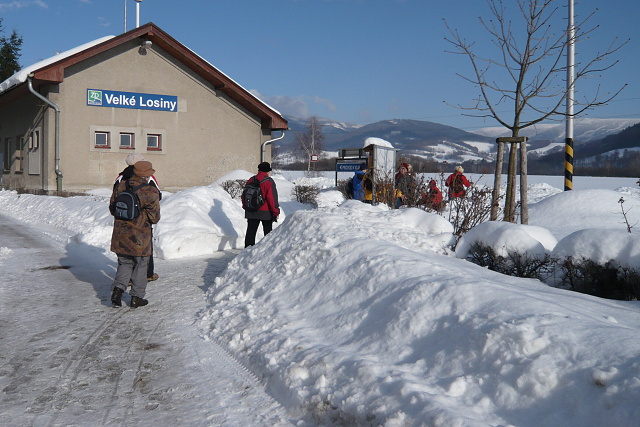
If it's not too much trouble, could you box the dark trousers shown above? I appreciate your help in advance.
[147,250,154,277]
[147,226,154,278]
[245,218,273,247]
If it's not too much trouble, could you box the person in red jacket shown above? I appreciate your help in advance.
[422,179,444,211]
[243,162,280,247]
[445,165,472,199]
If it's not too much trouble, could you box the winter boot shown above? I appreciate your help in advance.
[111,287,123,307]
[130,296,148,308]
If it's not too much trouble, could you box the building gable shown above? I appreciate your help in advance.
[10,23,287,131]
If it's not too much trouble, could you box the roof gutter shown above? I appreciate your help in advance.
[261,130,285,163]
[28,75,62,192]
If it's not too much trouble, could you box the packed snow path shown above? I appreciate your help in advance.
[0,214,295,426]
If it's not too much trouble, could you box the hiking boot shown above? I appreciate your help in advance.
[130,296,148,308]
[147,273,159,282]
[111,287,123,307]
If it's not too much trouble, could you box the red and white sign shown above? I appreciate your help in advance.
[310,154,319,162]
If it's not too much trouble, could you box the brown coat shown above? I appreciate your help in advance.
[110,175,161,256]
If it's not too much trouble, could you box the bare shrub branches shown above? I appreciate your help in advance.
[448,184,498,238]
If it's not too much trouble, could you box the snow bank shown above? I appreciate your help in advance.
[529,189,640,239]
[202,203,640,426]
[456,221,558,259]
[553,229,640,269]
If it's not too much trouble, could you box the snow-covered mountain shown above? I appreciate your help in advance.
[276,117,640,165]
[475,118,640,146]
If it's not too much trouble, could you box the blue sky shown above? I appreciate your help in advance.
[1,0,638,131]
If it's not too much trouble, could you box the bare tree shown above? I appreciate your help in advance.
[295,116,325,172]
[444,0,628,223]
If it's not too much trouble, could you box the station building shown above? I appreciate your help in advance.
[0,22,288,193]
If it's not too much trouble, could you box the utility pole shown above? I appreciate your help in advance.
[565,0,575,191]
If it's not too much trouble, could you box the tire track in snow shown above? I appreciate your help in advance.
[30,307,143,427]
[0,213,298,425]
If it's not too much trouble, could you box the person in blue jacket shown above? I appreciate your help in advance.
[351,163,368,201]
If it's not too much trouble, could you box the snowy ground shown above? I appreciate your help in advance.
[1,171,639,426]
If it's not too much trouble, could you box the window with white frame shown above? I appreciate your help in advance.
[146,134,162,151]
[119,132,134,149]
[95,131,110,148]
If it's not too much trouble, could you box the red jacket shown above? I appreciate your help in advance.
[424,181,443,207]
[244,171,280,220]
[445,172,471,198]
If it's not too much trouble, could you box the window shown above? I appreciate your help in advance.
[15,135,23,171]
[29,130,39,150]
[2,137,10,171]
[146,134,162,151]
[119,132,134,149]
[95,131,110,148]
[28,129,40,175]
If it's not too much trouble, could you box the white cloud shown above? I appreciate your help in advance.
[250,90,309,117]
[97,16,109,27]
[250,90,337,118]
[0,1,28,10]
[313,96,336,113]
[0,0,47,10]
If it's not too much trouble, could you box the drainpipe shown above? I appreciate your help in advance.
[261,129,285,163]
[28,75,62,192]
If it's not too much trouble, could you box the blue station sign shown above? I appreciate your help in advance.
[87,89,178,112]
[336,162,365,172]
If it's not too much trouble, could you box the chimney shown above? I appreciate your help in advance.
[135,0,142,28]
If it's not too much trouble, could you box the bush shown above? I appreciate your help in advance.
[221,179,246,200]
[466,242,555,281]
[448,184,497,239]
[337,178,352,199]
[558,257,639,301]
[466,243,639,301]
[292,184,319,207]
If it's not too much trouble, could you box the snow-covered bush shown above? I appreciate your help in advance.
[292,184,320,207]
[220,179,246,200]
[466,241,556,280]
[557,257,639,300]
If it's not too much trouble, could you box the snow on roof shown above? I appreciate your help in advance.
[364,137,394,148]
[0,28,282,120]
[0,36,115,94]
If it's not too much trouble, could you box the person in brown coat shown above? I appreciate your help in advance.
[109,161,161,308]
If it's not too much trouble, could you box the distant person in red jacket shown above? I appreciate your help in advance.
[445,166,472,199]
[422,179,444,211]
[243,162,280,248]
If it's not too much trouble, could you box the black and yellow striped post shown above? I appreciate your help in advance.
[564,0,575,191]
[564,137,574,191]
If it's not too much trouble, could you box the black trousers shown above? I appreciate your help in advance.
[245,218,273,247]
[147,250,154,277]
[147,226,155,278]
